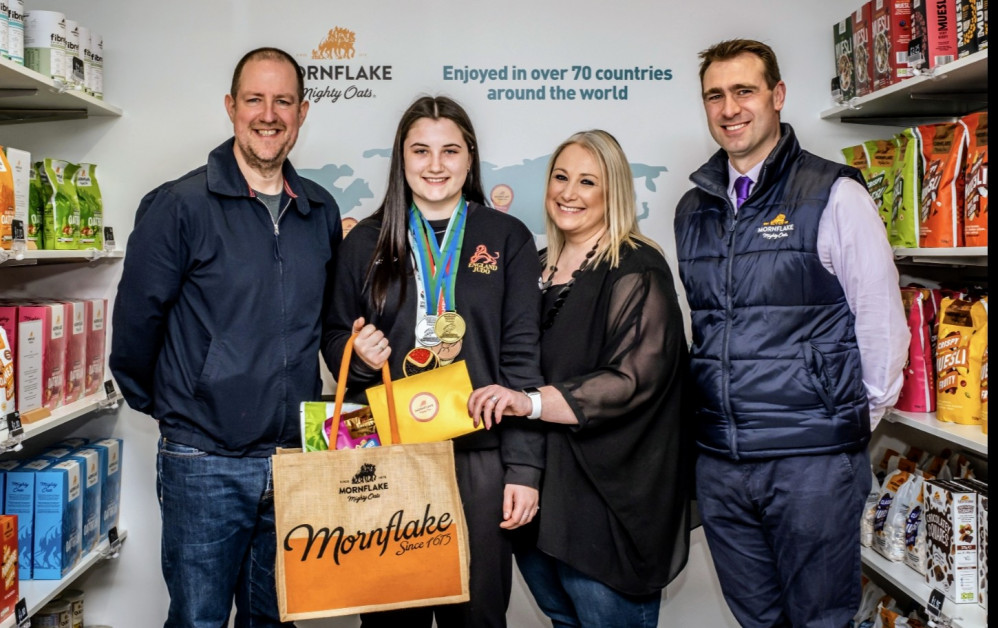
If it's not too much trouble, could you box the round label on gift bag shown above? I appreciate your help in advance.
[409,392,440,422]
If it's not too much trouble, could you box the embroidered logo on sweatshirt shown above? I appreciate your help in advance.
[468,245,500,274]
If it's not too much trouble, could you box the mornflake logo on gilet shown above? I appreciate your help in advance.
[757,213,795,240]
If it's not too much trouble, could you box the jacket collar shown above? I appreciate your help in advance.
[205,138,317,216]
[691,123,802,202]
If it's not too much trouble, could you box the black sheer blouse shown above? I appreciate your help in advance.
[533,240,692,596]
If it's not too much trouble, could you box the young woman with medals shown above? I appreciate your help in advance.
[468,130,692,627]
[321,95,545,628]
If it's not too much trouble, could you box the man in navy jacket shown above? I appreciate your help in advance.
[674,39,907,627]
[111,47,341,627]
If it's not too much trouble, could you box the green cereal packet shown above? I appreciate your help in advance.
[40,159,81,250]
[74,163,103,250]
[27,163,44,249]
[890,129,921,248]
[862,139,897,232]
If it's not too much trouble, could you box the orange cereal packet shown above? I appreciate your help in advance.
[960,112,987,247]
[917,123,966,247]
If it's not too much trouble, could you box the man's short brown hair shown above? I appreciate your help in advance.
[698,39,782,89]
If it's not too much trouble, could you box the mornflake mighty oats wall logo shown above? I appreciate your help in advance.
[299,26,392,105]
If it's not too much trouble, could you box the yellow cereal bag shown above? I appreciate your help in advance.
[936,297,987,424]
[0,149,13,250]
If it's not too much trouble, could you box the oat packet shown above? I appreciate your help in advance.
[27,162,44,249]
[74,163,103,250]
[917,123,967,247]
[0,149,13,250]
[863,139,898,231]
[890,128,921,248]
[39,159,81,250]
[960,112,987,246]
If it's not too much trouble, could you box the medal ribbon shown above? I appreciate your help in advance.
[408,199,468,315]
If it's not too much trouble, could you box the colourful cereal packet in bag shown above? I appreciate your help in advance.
[299,401,381,452]
[889,129,921,248]
[73,163,103,250]
[896,287,935,412]
[917,123,966,247]
[936,297,987,424]
[863,139,897,231]
[39,159,81,250]
[960,111,987,247]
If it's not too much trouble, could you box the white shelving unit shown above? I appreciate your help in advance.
[884,409,987,457]
[862,547,987,628]
[0,248,123,267]
[0,56,122,124]
[0,531,128,628]
[2,63,125,625]
[824,49,989,624]
[821,50,988,126]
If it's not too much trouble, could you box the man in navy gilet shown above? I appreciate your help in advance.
[674,39,908,627]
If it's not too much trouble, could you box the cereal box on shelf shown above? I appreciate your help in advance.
[924,479,978,603]
[872,0,915,89]
[853,3,875,97]
[834,17,857,101]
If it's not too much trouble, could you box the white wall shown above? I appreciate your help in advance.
[1,0,893,625]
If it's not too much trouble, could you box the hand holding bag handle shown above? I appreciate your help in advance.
[332,332,402,446]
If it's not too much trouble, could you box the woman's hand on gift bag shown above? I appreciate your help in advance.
[500,483,540,530]
[352,317,392,370]
[468,385,531,429]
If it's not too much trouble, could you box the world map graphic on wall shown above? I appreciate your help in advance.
[299,151,667,234]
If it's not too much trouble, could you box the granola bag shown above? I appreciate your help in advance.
[889,129,921,248]
[0,150,12,250]
[960,111,987,246]
[27,161,44,248]
[917,123,966,247]
[936,297,987,424]
[73,162,103,250]
[896,287,936,412]
[39,159,81,250]
[863,139,898,231]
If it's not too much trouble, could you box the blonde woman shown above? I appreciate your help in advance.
[470,130,691,627]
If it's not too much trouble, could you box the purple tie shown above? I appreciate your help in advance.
[734,176,752,209]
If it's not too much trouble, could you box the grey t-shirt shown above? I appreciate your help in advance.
[255,190,283,223]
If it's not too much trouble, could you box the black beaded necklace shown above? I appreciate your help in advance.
[540,240,599,331]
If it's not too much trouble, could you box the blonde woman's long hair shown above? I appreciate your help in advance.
[543,129,660,270]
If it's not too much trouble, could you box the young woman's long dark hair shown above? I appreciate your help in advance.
[366,95,487,313]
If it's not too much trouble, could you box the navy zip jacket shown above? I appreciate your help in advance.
[675,124,870,460]
[111,139,341,457]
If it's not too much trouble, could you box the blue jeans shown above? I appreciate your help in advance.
[157,437,291,628]
[515,547,661,628]
[696,450,871,628]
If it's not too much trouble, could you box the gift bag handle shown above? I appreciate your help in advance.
[332,333,402,445]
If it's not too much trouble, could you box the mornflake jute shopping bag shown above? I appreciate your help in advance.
[272,333,470,620]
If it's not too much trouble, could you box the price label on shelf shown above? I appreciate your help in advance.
[10,219,25,243]
[104,379,118,400]
[103,226,116,250]
[14,598,29,628]
[108,526,122,554]
[4,412,22,439]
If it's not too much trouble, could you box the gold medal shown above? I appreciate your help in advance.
[414,315,441,347]
[431,339,463,365]
[434,311,466,344]
[403,347,439,377]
